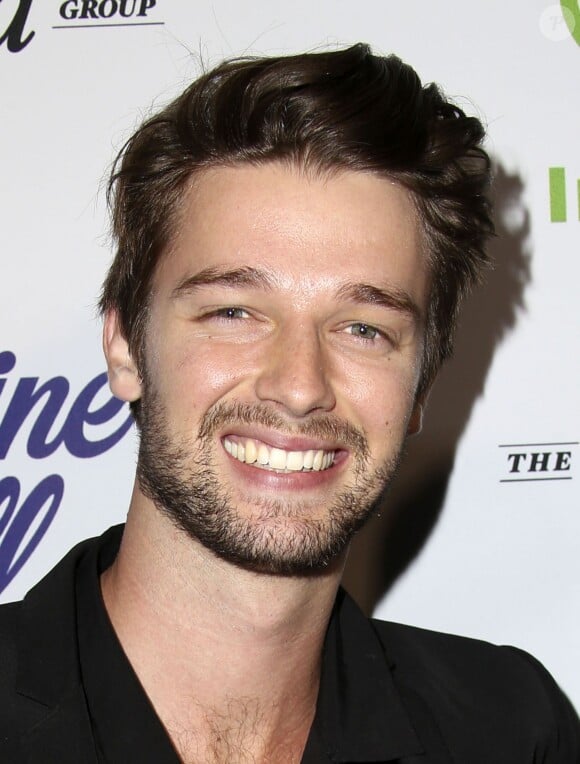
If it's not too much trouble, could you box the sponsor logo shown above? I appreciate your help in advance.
[549,167,580,222]
[0,0,35,53]
[499,440,577,482]
[539,3,579,43]
[0,350,133,594]
[55,0,161,27]
[0,0,162,53]
[561,0,580,45]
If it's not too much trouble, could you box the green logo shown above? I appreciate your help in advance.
[549,167,580,222]
[561,0,580,45]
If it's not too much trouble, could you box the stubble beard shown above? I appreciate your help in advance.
[137,390,402,576]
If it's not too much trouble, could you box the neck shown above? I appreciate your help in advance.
[101,485,345,763]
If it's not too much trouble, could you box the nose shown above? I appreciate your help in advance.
[254,322,336,418]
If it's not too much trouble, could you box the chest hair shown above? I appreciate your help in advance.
[167,697,308,764]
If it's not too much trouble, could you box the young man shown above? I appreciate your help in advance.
[1,44,578,763]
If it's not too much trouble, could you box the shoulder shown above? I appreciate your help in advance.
[374,616,553,694]
[0,600,22,685]
[0,527,123,738]
[373,618,580,762]
[0,599,42,747]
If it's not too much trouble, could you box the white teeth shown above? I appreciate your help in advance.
[257,443,269,465]
[286,451,304,471]
[269,448,287,470]
[222,437,335,473]
[312,450,323,471]
[245,440,257,464]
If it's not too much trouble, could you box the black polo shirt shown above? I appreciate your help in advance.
[74,527,423,763]
[2,524,579,761]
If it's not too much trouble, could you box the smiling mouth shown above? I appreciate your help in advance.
[223,436,336,473]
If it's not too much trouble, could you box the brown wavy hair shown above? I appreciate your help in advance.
[100,43,493,419]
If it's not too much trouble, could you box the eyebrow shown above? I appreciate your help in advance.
[172,266,276,297]
[172,265,421,322]
[336,282,422,323]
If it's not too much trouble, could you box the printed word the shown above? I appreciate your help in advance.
[507,451,572,474]
[499,441,577,483]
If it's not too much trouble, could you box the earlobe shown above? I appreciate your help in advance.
[407,402,423,436]
[102,310,142,402]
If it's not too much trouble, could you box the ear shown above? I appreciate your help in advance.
[406,400,424,436]
[102,310,142,402]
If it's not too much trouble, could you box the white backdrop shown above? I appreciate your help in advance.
[1,0,579,711]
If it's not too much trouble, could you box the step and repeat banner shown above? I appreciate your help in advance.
[1,0,579,709]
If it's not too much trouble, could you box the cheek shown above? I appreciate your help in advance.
[160,341,260,415]
[336,360,418,430]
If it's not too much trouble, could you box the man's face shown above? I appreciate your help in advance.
[131,162,429,574]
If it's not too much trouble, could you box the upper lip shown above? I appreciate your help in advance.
[220,425,345,453]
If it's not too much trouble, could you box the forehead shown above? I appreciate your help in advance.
[156,162,428,306]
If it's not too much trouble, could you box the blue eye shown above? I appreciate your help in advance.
[347,322,379,340]
[218,307,248,319]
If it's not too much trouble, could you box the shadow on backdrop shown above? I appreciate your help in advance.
[343,161,532,615]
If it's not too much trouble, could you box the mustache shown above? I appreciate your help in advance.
[198,402,370,460]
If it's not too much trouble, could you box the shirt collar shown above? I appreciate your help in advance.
[314,588,423,761]
[77,526,422,763]
[76,525,181,763]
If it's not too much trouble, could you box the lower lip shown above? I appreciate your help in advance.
[223,449,348,490]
